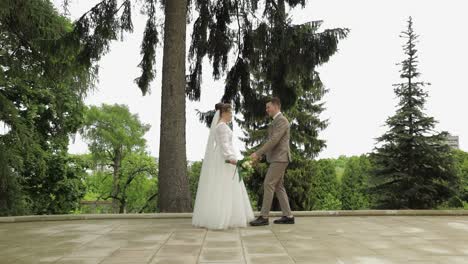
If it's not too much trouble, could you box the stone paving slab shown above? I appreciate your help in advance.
[1,216,468,263]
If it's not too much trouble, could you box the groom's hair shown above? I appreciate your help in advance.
[267,97,281,108]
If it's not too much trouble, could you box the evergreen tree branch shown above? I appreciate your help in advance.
[138,191,158,213]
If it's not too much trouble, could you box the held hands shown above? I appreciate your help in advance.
[250,152,259,161]
[228,160,237,165]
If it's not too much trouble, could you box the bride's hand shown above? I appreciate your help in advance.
[229,160,237,165]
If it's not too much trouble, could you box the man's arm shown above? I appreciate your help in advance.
[255,117,289,157]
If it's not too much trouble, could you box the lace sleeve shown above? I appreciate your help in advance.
[215,123,237,161]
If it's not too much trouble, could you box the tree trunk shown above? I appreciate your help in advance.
[119,202,126,214]
[158,0,192,212]
[112,148,122,213]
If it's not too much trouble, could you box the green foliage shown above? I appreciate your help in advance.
[81,104,150,161]
[245,156,341,211]
[332,155,349,183]
[135,0,158,95]
[1,0,94,215]
[452,149,468,202]
[189,1,348,111]
[437,196,465,210]
[308,159,342,210]
[371,17,459,209]
[82,152,158,213]
[84,170,112,201]
[80,104,152,213]
[190,151,468,211]
[0,143,29,216]
[447,196,464,208]
[276,160,313,211]
[32,154,87,214]
[119,153,158,213]
[65,0,158,94]
[341,155,372,210]
[188,161,202,206]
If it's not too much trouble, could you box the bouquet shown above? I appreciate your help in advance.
[226,157,255,182]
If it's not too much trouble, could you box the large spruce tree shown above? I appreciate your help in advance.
[194,1,348,210]
[60,0,348,212]
[158,0,192,212]
[371,17,458,209]
[189,1,348,114]
[56,0,194,212]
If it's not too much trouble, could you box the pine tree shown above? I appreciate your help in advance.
[189,1,348,114]
[193,1,348,157]
[57,0,347,212]
[192,1,348,157]
[193,1,348,210]
[60,0,195,211]
[158,0,192,212]
[371,17,458,209]
[262,14,344,211]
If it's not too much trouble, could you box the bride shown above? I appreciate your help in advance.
[192,103,255,229]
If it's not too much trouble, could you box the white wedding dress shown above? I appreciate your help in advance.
[192,111,255,229]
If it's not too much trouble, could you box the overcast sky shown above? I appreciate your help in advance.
[56,0,468,161]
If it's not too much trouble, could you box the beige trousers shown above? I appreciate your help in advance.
[260,162,292,217]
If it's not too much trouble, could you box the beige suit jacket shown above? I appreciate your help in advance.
[256,113,292,163]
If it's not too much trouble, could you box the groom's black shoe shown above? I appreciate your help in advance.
[274,216,295,224]
[250,216,269,226]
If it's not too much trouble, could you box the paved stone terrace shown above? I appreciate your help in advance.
[1,215,468,264]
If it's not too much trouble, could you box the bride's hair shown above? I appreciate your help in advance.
[215,103,232,114]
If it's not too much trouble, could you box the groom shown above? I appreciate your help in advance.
[250,97,294,226]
